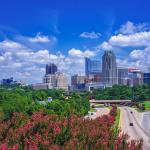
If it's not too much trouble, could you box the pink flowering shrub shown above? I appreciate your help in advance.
[0,107,142,150]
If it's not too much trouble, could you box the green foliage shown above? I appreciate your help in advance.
[132,85,148,101]
[92,84,150,101]
[0,91,42,119]
[0,87,90,119]
[136,101,150,111]
[45,92,90,117]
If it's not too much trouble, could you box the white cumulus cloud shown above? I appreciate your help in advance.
[0,40,26,51]
[109,31,150,47]
[98,21,150,72]
[0,39,96,83]
[118,21,149,35]
[117,47,150,72]
[99,21,150,50]
[68,48,96,58]
[28,32,51,43]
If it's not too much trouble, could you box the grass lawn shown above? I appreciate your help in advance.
[135,108,144,112]
[90,107,97,112]
[94,104,104,107]
[143,101,150,110]
[114,108,120,128]
[136,100,150,112]
[108,106,112,110]
[112,108,120,135]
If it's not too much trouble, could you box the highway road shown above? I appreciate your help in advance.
[120,107,150,150]
[85,107,110,119]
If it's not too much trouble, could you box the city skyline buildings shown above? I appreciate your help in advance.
[2,49,150,87]
[0,0,150,83]
[102,51,118,86]
[144,73,150,84]
[117,68,128,85]
[41,63,68,91]
[85,57,101,76]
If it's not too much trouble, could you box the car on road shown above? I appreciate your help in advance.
[129,123,133,126]
[130,111,133,114]
[91,113,93,115]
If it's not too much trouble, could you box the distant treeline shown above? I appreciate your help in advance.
[91,85,150,101]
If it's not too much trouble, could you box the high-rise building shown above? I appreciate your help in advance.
[41,63,68,90]
[102,51,118,86]
[43,74,56,87]
[71,74,86,91]
[118,68,128,85]
[1,77,14,85]
[117,68,144,86]
[43,63,57,87]
[127,68,143,86]
[144,73,150,84]
[85,58,101,76]
[46,63,57,75]
[43,73,68,91]
[55,72,68,91]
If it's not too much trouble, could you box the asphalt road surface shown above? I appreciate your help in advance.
[85,107,110,119]
[120,107,150,150]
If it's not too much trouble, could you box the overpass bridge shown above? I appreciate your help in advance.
[90,99,134,106]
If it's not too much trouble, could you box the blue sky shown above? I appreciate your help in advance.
[0,0,150,83]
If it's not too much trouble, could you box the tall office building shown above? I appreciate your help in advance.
[46,63,57,75]
[118,68,128,85]
[43,72,68,90]
[85,58,101,76]
[144,73,150,84]
[43,74,56,87]
[35,63,68,90]
[43,63,57,87]
[102,51,118,86]
[127,68,143,86]
[55,72,68,91]
[71,74,86,90]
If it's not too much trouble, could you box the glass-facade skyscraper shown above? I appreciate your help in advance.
[102,51,118,85]
[144,73,150,84]
[85,58,101,76]
[46,63,57,75]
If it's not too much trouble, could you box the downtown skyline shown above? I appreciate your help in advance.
[0,0,150,83]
